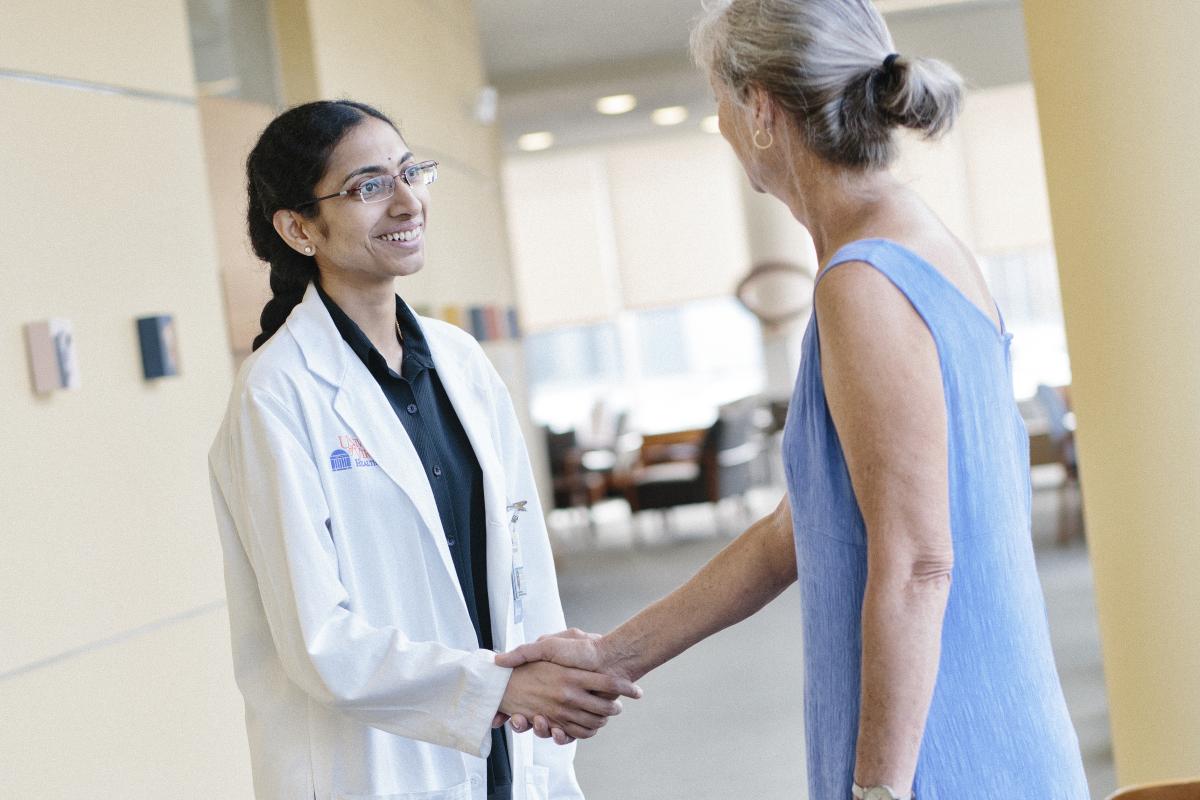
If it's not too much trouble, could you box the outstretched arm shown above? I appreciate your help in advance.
[496,495,796,737]
[598,495,796,680]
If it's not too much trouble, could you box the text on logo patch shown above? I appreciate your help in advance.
[329,436,378,471]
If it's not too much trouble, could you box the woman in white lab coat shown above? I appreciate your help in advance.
[208,100,637,800]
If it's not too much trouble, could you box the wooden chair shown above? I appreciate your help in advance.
[624,399,762,529]
[1034,383,1083,544]
[543,428,605,511]
[1108,779,1200,799]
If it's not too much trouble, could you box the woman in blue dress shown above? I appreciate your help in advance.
[496,1,1090,797]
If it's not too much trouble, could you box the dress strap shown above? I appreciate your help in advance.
[816,238,1007,344]
[814,239,942,332]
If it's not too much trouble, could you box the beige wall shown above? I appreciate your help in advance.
[502,131,752,331]
[502,151,624,331]
[0,1,194,96]
[893,83,1054,256]
[0,1,251,797]
[959,84,1054,252]
[606,134,750,311]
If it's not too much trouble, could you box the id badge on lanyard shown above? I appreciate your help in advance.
[507,500,529,624]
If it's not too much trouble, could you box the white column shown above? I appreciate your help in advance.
[738,179,818,401]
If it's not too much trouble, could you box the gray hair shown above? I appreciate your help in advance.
[691,0,964,170]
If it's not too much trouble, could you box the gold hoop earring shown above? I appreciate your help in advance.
[753,129,774,150]
[303,246,314,256]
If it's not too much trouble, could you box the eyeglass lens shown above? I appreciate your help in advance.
[359,161,438,204]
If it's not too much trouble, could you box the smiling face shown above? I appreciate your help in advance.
[289,116,430,286]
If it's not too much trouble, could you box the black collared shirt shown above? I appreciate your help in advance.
[317,286,511,799]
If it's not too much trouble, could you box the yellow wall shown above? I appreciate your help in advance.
[0,1,250,796]
[0,1,194,96]
[1024,1,1200,786]
[197,97,277,360]
[271,0,516,310]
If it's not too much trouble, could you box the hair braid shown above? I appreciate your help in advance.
[244,100,399,351]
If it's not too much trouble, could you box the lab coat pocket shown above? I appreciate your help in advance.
[523,765,551,800]
[336,779,471,800]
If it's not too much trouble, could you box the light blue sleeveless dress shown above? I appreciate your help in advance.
[782,239,1090,799]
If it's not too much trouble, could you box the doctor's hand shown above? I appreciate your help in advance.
[497,659,641,743]
[496,629,640,743]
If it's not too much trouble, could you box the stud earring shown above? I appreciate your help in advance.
[304,246,314,255]
[753,129,774,150]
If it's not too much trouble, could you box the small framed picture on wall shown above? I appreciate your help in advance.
[25,318,81,395]
[137,315,181,380]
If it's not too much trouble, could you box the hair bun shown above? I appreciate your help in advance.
[692,0,966,169]
[874,55,963,138]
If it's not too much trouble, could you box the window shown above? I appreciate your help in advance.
[524,297,765,434]
[981,246,1072,398]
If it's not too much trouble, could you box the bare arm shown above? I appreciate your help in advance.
[495,496,796,739]
[818,262,954,797]
[602,495,797,681]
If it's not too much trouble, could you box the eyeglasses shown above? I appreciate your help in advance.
[299,160,439,208]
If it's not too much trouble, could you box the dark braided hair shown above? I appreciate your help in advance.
[247,100,399,351]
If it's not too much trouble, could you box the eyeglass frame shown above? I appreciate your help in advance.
[295,160,439,209]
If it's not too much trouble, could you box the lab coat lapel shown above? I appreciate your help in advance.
[424,324,515,646]
[332,373,464,585]
[287,286,465,604]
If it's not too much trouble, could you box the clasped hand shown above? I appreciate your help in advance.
[493,629,639,744]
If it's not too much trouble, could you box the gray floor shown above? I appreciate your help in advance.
[548,476,1113,799]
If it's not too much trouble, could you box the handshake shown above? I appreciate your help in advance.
[493,628,643,745]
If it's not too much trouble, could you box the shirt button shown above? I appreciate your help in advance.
[406,403,418,414]
[470,776,481,787]
[432,465,443,477]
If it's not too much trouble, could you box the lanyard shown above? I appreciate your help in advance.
[507,501,528,623]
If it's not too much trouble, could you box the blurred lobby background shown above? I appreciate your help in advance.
[2,1,1198,798]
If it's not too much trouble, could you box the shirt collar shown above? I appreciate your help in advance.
[316,284,433,378]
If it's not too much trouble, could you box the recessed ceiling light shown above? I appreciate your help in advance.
[652,106,689,126]
[596,94,638,115]
[701,115,721,134]
[517,132,555,152]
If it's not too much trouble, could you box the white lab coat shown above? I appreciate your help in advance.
[209,284,582,800]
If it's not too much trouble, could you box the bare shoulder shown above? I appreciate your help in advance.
[815,260,935,365]
[816,260,949,534]
[815,260,945,461]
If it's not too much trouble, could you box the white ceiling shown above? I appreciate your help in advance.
[474,0,707,81]
[471,0,1029,152]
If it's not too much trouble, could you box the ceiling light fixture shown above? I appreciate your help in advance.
[651,106,689,126]
[517,132,555,152]
[701,115,721,134]
[596,94,638,115]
